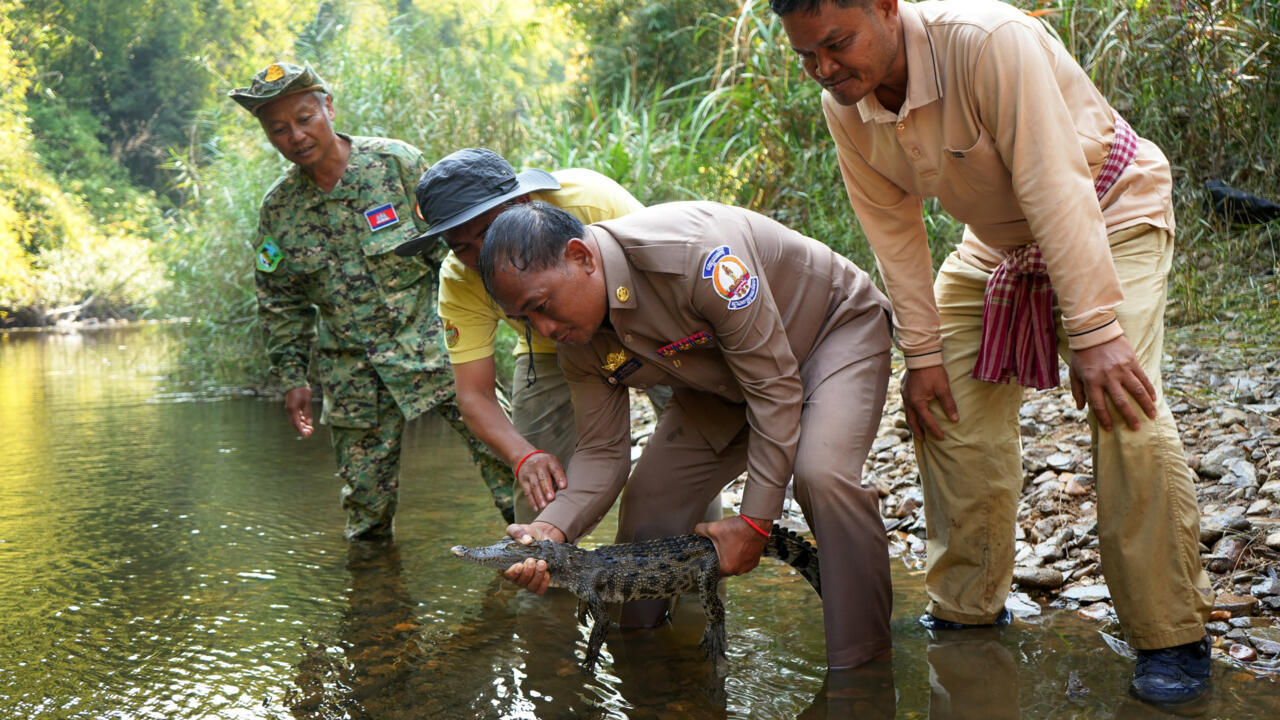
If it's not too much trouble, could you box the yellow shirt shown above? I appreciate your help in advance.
[822,0,1175,369]
[437,168,645,363]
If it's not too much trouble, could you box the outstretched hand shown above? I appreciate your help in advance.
[695,515,770,578]
[284,386,314,437]
[902,365,958,440]
[501,521,567,595]
[1069,335,1157,432]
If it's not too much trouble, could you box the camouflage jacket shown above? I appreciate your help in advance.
[254,134,451,428]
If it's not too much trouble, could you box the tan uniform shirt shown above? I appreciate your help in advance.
[539,201,892,540]
[822,0,1176,369]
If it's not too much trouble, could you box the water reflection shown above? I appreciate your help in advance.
[2,324,1278,719]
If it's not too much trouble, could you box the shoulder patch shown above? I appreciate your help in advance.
[444,321,459,348]
[706,248,758,310]
[256,238,283,273]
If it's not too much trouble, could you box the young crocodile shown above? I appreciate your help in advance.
[451,525,820,672]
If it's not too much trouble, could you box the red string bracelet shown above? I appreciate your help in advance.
[740,514,770,538]
[514,449,546,478]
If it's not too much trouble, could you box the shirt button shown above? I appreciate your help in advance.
[896,122,905,132]
[624,334,633,343]
[717,384,727,392]
[672,359,681,368]
[911,148,922,158]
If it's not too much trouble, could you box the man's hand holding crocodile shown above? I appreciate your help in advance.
[501,521,566,595]
[696,515,770,577]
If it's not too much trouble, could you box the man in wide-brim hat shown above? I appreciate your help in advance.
[396,148,652,524]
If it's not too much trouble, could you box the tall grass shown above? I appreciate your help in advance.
[174,0,1279,389]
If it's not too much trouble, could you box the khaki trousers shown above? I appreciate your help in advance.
[615,349,895,669]
[510,353,577,525]
[917,224,1212,649]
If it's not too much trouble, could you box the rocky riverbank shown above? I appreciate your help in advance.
[632,325,1280,674]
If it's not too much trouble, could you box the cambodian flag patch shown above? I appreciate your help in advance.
[364,203,399,232]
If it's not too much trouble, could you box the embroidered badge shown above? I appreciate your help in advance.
[256,238,283,273]
[707,249,759,310]
[615,286,630,303]
[264,64,285,82]
[602,351,628,372]
[444,321,459,348]
[605,357,643,387]
[364,203,399,232]
[656,330,714,358]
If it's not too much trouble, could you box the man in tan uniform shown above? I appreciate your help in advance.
[478,200,896,670]
[771,0,1212,705]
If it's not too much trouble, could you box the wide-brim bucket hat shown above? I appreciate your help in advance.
[395,148,560,256]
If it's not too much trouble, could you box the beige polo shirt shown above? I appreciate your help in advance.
[822,0,1176,369]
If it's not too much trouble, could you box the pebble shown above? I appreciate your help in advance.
[1228,643,1258,662]
[1013,566,1065,589]
[1251,578,1280,598]
[1214,594,1259,616]
[1061,584,1111,603]
[1063,477,1089,496]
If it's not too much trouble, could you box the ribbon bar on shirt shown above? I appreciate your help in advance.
[970,112,1138,390]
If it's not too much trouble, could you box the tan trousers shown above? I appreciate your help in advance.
[615,349,895,668]
[917,224,1212,649]
[510,353,577,525]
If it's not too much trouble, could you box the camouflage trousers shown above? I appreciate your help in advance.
[331,390,515,541]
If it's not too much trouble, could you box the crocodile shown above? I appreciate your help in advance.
[450,524,820,672]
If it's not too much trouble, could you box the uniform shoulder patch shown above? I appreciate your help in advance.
[704,246,758,310]
[256,238,283,273]
[444,321,459,348]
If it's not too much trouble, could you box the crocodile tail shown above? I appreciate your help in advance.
[762,525,822,598]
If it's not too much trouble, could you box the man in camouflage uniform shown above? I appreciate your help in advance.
[229,62,515,540]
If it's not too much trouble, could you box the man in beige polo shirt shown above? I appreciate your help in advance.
[477,200,896,670]
[394,148,645,524]
[772,0,1212,705]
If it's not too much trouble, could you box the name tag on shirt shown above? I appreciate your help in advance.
[364,203,399,232]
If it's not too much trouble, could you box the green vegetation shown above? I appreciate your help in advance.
[0,0,1276,386]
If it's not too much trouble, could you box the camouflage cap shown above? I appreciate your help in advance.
[228,62,327,116]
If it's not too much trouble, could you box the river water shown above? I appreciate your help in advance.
[1,324,1276,719]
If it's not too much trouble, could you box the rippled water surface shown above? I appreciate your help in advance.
[1,324,1276,719]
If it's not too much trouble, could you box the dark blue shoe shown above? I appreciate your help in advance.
[1129,635,1212,706]
[918,608,1012,631]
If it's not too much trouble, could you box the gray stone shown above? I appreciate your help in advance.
[1260,479,1280,501]
[1046,452,1075,471]
[1199,520,1227,545]
[1034,542,1064,562]
[1061,584,1111,603]
[1200,443,1246,479]
[1206,621,1231,636]
[871,434,902,452]
[1226,458,1258,487]
[1266,532,1280,550]
[1250,578,1280,598]
[1218,407,1249,427]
